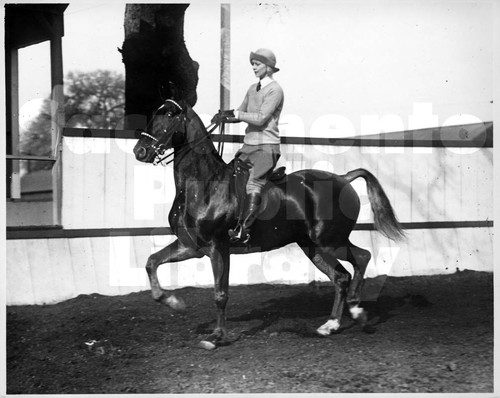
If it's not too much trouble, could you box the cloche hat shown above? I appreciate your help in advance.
[249,48,280,72]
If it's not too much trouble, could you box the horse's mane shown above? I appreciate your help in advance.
[185,104,207,134]
[184,103,228,167]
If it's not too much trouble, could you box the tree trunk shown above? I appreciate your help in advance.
[121,4,199,129]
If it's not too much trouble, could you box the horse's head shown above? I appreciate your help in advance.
[133,98,188,164]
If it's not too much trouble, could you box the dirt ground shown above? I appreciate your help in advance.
[6,270,493,394]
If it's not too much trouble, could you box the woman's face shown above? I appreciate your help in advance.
[251,60,269,79]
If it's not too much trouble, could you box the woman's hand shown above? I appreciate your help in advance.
[211,109,236,124]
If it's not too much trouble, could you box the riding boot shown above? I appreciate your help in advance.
[228,192,262,244]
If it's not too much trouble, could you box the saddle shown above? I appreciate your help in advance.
[229,157,287,214]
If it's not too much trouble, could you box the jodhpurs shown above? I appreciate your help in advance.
[235,143,281,194]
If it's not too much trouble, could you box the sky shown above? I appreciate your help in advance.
[16,1,497,136]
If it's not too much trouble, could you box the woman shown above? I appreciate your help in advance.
[214,48,284,243]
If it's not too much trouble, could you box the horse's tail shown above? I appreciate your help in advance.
[341,168,406,241]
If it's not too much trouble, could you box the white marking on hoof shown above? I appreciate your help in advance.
[316,319,340,336]
[349,305,364,320]
[166,295,186,312]
[198,340,217,350]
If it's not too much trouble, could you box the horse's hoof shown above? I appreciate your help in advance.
[165,295,187,313]
[198,340,217,350]
[357,313,368,328]
[350,305,367,326]
[316,328,330,337]
[316,319,340,336]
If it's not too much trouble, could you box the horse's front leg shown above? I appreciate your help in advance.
[146,238,202,311]
[199,244,230,349]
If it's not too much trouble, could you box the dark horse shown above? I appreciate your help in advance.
[133,98,405,348]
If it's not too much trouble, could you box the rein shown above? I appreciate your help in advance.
[139,99,226,166]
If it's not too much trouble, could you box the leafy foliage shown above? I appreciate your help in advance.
[64,70,124,128]
[20,70,125,172]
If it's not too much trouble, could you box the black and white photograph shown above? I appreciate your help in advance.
[2,0,498,395]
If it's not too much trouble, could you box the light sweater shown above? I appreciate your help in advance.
[237,78,284,145]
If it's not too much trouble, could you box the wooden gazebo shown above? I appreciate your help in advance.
[5,3,68,223]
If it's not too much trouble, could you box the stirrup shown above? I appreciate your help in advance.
[228,225,250,244]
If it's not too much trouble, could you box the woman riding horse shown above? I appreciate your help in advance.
[212,48,284,244]
[133,94,405,348]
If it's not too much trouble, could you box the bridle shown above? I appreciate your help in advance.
[137,99,226,166]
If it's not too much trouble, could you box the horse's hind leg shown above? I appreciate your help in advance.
[145,239,202,311]
[303,246,351,335]
[335,241,371,326]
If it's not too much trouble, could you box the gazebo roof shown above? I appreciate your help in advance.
[4,4,69,50]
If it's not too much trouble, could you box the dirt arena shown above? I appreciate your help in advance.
[7,270,493,394]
